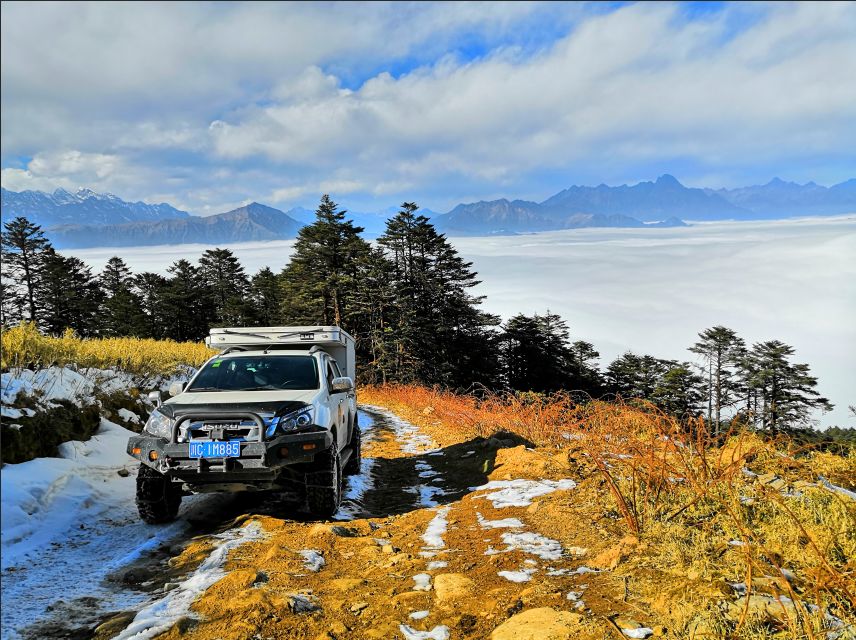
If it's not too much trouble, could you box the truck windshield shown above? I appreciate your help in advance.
[188,355,319,391]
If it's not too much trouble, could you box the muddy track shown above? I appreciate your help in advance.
[5,408,496,640]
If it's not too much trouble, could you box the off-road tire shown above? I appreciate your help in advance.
[136,464,182,524]
[306,447,342,518]
[343,419,361,476]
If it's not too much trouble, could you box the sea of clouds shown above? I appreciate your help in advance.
[69,215,856,428]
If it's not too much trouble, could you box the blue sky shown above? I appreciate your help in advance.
[2,1,855,215]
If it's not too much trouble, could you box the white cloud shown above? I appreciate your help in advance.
[1,151,125,192]
[208,2,856,183]
[1,1,854,212]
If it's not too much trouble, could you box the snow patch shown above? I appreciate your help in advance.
[498,568,537,582]
[412,573,432,591]
[409,610,430,620]
[476,512,524,529]
[113,522,265,640]
[399,624,450,640]
[117,408,141,424]
[472,479,577,508]
[819,476,856,500]
[427,561,448,570]
[622,628,654,638]
[422,506,450,549]
[299,549,325,572]
[493,531,563,560]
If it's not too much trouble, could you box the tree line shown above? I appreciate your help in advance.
[1,196,835,432]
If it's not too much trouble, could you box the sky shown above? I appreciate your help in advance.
[2,1,856,216]
[68,216,856,429]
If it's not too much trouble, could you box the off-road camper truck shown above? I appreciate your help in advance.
[127,327,360,523]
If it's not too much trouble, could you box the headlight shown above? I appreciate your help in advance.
[144,409,174,439]
[268,407,314,437]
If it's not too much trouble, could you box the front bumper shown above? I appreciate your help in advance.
[127,426,333,484]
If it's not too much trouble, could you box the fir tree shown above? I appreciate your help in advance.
[39,250,102,336]
[134,272,169,338]
[747,340,833,431]
[1,217,51,324]
[249,267,284,326]
[689,326,746,431]
[100,256,145,336]
[652,362,706,418]
[198,248,251,326]
[280,195,370,327]
[161,259,207,341]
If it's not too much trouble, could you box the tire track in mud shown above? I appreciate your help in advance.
[8,407,482,640]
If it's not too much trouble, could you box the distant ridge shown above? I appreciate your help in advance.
[1,187,189,227]
[3,174,853,245]
[433,174,856,235]
[47,202,301,248]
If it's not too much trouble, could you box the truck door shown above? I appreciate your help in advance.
[326,359,348,446]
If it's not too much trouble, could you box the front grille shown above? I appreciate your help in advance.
[184,420,262,442]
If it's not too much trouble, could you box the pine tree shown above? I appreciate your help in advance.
[198,248,251,326]
[499,312,576,393]
[1,217,51,324]
[100,256,145,336]
[689,326,746,431]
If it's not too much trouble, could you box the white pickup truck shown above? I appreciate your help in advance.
[127,326,360,523]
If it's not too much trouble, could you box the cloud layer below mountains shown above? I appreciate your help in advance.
[2,2,855,213]
[69,215,856,428]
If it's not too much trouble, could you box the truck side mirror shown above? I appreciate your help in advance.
[147,390,162,407]
[168,381,186,397]
[331,377,354,393]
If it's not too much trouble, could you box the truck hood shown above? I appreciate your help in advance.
[159,389,319,419]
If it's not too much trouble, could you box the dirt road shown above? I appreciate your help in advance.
[6,407,645,640]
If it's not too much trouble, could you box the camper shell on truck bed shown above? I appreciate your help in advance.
[127,326,360,523]
[206,326,356,380]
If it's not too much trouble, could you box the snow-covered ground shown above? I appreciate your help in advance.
[0,418,206,638]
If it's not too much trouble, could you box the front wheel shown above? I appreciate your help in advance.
[136,464,182,524]
[305,447,342,518]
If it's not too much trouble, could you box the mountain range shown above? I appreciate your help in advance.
[1,175,853,247]
[431,174,856,235]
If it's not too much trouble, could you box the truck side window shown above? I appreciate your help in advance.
[331,360,342,378]
[326,361,336,390]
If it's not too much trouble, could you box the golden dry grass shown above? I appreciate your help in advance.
[0,323,215,376]
[361,384,856,638]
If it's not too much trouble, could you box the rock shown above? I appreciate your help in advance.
[350,601,370,614]
[491,608,584,640]
[121,567,153,585]
[117,468,130,477]
[434,574,475,602]
[331,525,360,537]
[614,617,654,638]
[289,594,321,613]
[329,578,365,592]
[329,621,349,635]
[688,619,722,639]
[726,595,798,624]
[381,544,396,554]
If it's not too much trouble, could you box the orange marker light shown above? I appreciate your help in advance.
[302,443,316,451]
[149,450,159,461]
[279,447,289,457]
[131,447,142,456]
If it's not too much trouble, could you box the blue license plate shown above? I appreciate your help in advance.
[189,440,241,459]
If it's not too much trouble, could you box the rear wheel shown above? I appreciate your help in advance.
[343,419,361,476]
[305,447,342,518]
[136,464,182,524]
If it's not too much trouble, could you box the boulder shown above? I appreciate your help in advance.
[434,573,475,603]
[491,608,583,640]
